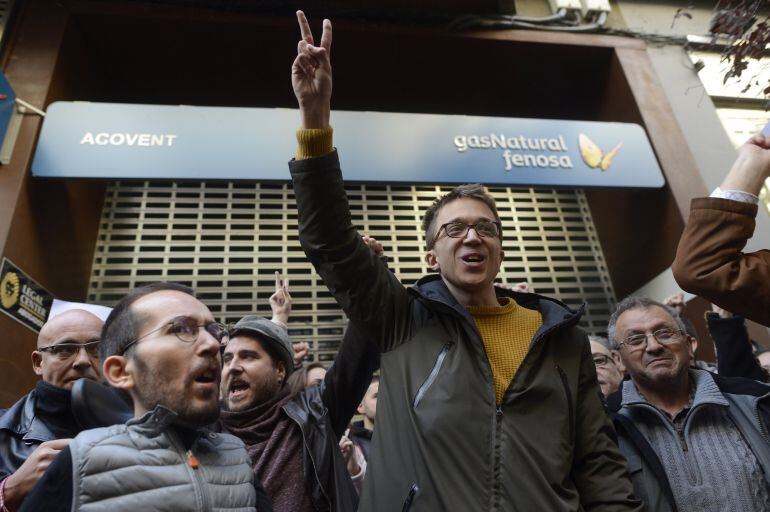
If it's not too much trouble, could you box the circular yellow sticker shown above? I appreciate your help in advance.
[1,271,20,309]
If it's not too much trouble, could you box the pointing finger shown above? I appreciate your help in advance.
[284,276,290,292]
[275,271,281,291]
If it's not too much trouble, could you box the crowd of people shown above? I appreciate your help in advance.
[0,9,769,512]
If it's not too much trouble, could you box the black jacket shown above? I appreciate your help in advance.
[290,150,641,511]
[0,390,56,480]
[225,321,379,512]
[348,421,372,461]
[707,313,768,382]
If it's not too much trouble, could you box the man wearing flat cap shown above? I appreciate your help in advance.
[219,313,378,512]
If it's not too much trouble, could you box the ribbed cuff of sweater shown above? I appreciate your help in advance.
[295,127,334,160]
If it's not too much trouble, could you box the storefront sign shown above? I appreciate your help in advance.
[32,102,665,188]
[0,258,54,332]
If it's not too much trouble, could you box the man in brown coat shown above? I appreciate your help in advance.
[672,133,770,327]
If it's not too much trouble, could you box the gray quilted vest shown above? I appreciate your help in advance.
[69,405,257,512]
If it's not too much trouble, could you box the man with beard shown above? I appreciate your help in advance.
[0,310,102,511]
[19,282,269,512]
[607,297,770,512]
[219,309,379,511]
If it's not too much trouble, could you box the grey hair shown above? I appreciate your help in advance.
[588,335,613,352]
[607,296,687,349]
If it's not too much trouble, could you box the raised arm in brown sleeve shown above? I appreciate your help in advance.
[672,197,770,327]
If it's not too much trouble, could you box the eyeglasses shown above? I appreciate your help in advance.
[592,354,613,368]
[121,316,229,355]
[619,328,684,352]
[39,340,100,360]
[433,221,502,246]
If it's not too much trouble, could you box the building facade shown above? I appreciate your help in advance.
[0,0,765,405]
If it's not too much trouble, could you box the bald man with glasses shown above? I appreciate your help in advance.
[0,309,102,511]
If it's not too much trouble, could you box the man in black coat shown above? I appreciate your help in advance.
[0,309,102,510]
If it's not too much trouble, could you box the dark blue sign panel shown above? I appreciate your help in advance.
[32,102,664,188]
[0,72,16,149]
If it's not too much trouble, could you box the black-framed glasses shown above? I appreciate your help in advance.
[619,328,684,352]
[39,340,101,360]
[120,316,229,355]
[433,220,502,246]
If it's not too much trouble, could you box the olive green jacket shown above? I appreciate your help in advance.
[290,150,641,511]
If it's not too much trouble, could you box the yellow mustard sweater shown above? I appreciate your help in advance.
[467,298,542,404]
[296,129,544,404]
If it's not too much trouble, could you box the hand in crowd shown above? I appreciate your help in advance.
[2,438,70,509]
[663,293,686,316]
[292,341,310,368]
[710,303,732,319]
[339,430,361,477]
[292,10,332,129]
[362,235,384,257]
[720,133,770,195]
[269,271,292,327]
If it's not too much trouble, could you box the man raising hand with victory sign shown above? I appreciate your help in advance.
[288,11,641,512]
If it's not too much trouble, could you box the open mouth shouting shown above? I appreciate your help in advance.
[228,378,251,402]
[191,365,220,394]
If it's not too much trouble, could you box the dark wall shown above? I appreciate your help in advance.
[586,51,685,299]
[0,2,107,405]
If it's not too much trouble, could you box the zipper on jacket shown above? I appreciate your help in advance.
[556,365,574,440]
[283,405,333,508]
[491,406,503,511]
[402,482,419,512]
[169,432,211,511]
[413,342,453,408]
[187,448,212,510]
[675,425,688,452]
[753,402,770,444]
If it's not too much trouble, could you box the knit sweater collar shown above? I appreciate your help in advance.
[466,297,517,316]
[622,369,729,411]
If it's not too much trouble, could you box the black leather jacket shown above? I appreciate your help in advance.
[222,320,380,512]
[284,320,380,512]
[0,390,56,480]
